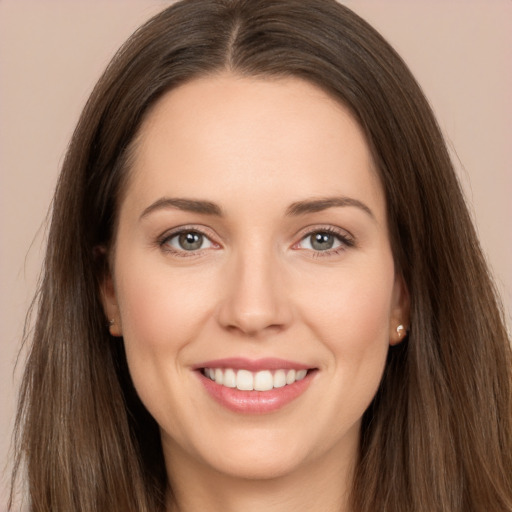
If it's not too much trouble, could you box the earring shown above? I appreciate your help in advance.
[108,318,122,337]
[396,324,406,339]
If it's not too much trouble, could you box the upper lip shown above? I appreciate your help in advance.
[192,357,313,372]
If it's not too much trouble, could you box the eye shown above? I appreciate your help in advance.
[164,230,214,252]
[296,229,353,253]
[300,232,341,251]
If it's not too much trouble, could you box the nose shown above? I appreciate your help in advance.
[216,245,292,337]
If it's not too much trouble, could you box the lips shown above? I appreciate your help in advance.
[194,358,316,413]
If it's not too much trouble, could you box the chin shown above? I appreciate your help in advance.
[208,450,305,481]
[185,426,312,481]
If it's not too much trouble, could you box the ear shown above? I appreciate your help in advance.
[389,273,410,346]
[96,246,123,337]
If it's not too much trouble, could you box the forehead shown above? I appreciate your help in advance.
[123,73,385,221]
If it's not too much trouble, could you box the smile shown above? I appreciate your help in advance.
[195,358,317,414]
[202,368,308,391]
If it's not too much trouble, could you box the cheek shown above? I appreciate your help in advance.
[112,254,220,432]
[115,254,215,350]
[112,253,220,409]
[296,256,395,394]
[300,260,394,343]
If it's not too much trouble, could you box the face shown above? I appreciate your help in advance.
[102,74,408,482]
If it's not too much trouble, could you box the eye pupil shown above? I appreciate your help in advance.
[311,232,334,251]
[179,232,203,250]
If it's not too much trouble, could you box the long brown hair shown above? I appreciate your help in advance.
[11,1,512,510]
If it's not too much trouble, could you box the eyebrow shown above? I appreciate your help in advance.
[139,195,375,221]
[140,197,223,219]
[286,196,375,219]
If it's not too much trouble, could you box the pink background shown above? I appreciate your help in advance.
[1,1,511,507]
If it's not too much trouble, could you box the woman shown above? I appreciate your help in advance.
[10,0,512,511]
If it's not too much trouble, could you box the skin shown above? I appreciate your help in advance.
[102,73,408,512]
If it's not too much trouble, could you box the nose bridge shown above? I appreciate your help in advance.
[217,235,290,335]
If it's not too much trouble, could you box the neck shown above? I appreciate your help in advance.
[164,436,357,512]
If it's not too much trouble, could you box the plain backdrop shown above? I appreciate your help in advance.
[1,1,511,508]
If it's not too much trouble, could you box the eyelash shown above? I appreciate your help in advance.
[157,225,355,258]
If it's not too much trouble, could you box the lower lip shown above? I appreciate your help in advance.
[197,370,316,414]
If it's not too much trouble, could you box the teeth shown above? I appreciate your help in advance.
[237,369,254,390]
[296,369,307,380]
[273,369,286,388]
[254,370,273,391]
[203,367,309,391]
[214,368,223,385]
[223,368,236,388]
